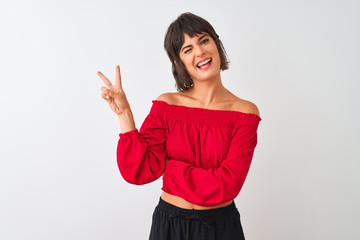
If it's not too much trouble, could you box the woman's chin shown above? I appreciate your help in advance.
[193,69,220,81]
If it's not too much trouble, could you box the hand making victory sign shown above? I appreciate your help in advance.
[98,65,169,174]
[98,65,131,116]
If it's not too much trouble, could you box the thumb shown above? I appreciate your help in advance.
[104,89,116,98]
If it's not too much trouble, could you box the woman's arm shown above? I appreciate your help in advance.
[162,120,260,207]
[117,102,167,185]
[118,109,136,134]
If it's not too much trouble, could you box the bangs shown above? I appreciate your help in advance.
[163,12,229,91]
[170,16,217,55]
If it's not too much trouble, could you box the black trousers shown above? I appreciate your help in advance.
[149,197,246,240]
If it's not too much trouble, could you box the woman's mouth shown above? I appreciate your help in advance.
[197,58,212,70]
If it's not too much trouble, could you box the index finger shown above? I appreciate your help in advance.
[115,65,122,89]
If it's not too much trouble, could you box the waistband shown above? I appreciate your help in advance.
[157,197,239,221]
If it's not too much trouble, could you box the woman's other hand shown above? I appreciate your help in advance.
[98,65,131,116]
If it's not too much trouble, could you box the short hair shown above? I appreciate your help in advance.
[164,12,230,92]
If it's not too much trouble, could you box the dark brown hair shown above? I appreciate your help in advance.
[164,12,230,92]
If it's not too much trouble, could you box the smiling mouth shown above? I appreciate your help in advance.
[197,58,212,69]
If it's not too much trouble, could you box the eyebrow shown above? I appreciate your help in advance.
[181,33,209,52]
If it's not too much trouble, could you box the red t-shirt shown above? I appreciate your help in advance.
[117,100,262,207]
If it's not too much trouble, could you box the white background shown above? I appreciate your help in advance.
[1,0,359,239]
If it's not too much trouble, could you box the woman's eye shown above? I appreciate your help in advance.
[184,49,191,54]
[201,39,209,44]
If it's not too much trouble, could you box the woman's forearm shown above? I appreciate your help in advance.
[118,110,136,134]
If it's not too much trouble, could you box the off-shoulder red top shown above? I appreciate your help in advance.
[117,100,262,207]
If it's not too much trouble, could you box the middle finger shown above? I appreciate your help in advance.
[97,71,113,88]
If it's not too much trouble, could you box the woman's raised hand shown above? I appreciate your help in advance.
[98,65,131,116]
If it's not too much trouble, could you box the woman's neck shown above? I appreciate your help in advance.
[185,74,228,107]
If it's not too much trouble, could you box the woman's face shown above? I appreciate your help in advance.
[178,32,221,82]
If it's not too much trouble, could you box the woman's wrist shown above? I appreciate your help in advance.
[118,110,136,133]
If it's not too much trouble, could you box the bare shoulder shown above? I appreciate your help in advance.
[244,100,260,117]
[234,98,260,117]
[155,92,177,104]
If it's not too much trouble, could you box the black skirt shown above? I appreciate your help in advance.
[149,197,246,240]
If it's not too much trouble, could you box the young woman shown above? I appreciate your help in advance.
[98,12,261,240]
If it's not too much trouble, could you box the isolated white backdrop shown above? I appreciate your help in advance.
[0,0,359,239]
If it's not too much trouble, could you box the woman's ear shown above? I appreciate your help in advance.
[174,60,178,66]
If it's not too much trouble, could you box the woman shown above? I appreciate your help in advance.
[98,12,261,240]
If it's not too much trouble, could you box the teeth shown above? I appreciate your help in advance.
[198,59,211,67]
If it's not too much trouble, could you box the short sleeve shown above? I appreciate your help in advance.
[117,103,167,185]
[162,117,260,206]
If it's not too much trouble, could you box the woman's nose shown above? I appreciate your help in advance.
[194,45,206,57]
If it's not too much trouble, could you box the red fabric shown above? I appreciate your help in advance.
[117,100,262,206]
